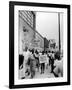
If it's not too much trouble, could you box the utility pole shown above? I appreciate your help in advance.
[58,13,61,52]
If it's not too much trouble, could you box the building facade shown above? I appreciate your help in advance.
[19,10,36,54]
[48,39,56,52]
[19,10,44,53]
[44,38,49,51]
[34,31,44,51]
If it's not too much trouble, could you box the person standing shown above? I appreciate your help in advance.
[22,47,31,79]
[39,51,45,74]
[29,49,36,78]
[34,50,39,72]
[53,51,63,77]
[50,51,55,73]
[48,51,51,66]
[46,52,49,69]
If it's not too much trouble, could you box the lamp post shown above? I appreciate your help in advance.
[58,13,61,52]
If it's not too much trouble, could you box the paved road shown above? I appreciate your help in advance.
[19,65,55,79]
[34,66,55,79]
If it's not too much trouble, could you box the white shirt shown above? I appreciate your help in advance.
[54,59,63,77]
[23,50,31,64]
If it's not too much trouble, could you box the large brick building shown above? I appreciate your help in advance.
[34,30,44,51]
[19,10,44,54]
[19,11,36,54]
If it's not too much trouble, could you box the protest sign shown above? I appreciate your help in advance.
[39,55,47,63]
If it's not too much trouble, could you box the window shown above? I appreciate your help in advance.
[19,10,35,28]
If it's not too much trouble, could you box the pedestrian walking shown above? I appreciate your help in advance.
[34,50,39,72]
[48,51,52,66]
[22,47,31,79]
[39,51,45,74]
[50,51,55,73]
[29,49,36,78]
[53,51,63,77]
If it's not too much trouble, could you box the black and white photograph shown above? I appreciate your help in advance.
[9,1,70,88]
[18,10,63,79]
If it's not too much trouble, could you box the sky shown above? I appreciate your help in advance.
[36,12,63,47]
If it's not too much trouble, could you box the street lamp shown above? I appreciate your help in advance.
[58,13,61,52]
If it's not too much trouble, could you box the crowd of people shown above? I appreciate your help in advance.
[19,47,63,79]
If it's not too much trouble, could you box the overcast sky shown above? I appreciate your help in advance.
[36,12,63,47]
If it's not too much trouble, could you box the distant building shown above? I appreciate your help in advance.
[34,30,44,51]
[44,38,49,51]
[48,39,56,52]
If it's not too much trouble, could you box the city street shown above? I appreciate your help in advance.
[34,66,55,79]
[18,10,63,80]
[19,65,55,79]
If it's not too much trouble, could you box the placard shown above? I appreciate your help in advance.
[39,55,47,63]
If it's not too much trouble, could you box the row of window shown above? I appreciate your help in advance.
[19,10,34,28]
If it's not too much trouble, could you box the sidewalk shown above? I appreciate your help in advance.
[19,65,55,79]
[34,65,55,79]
